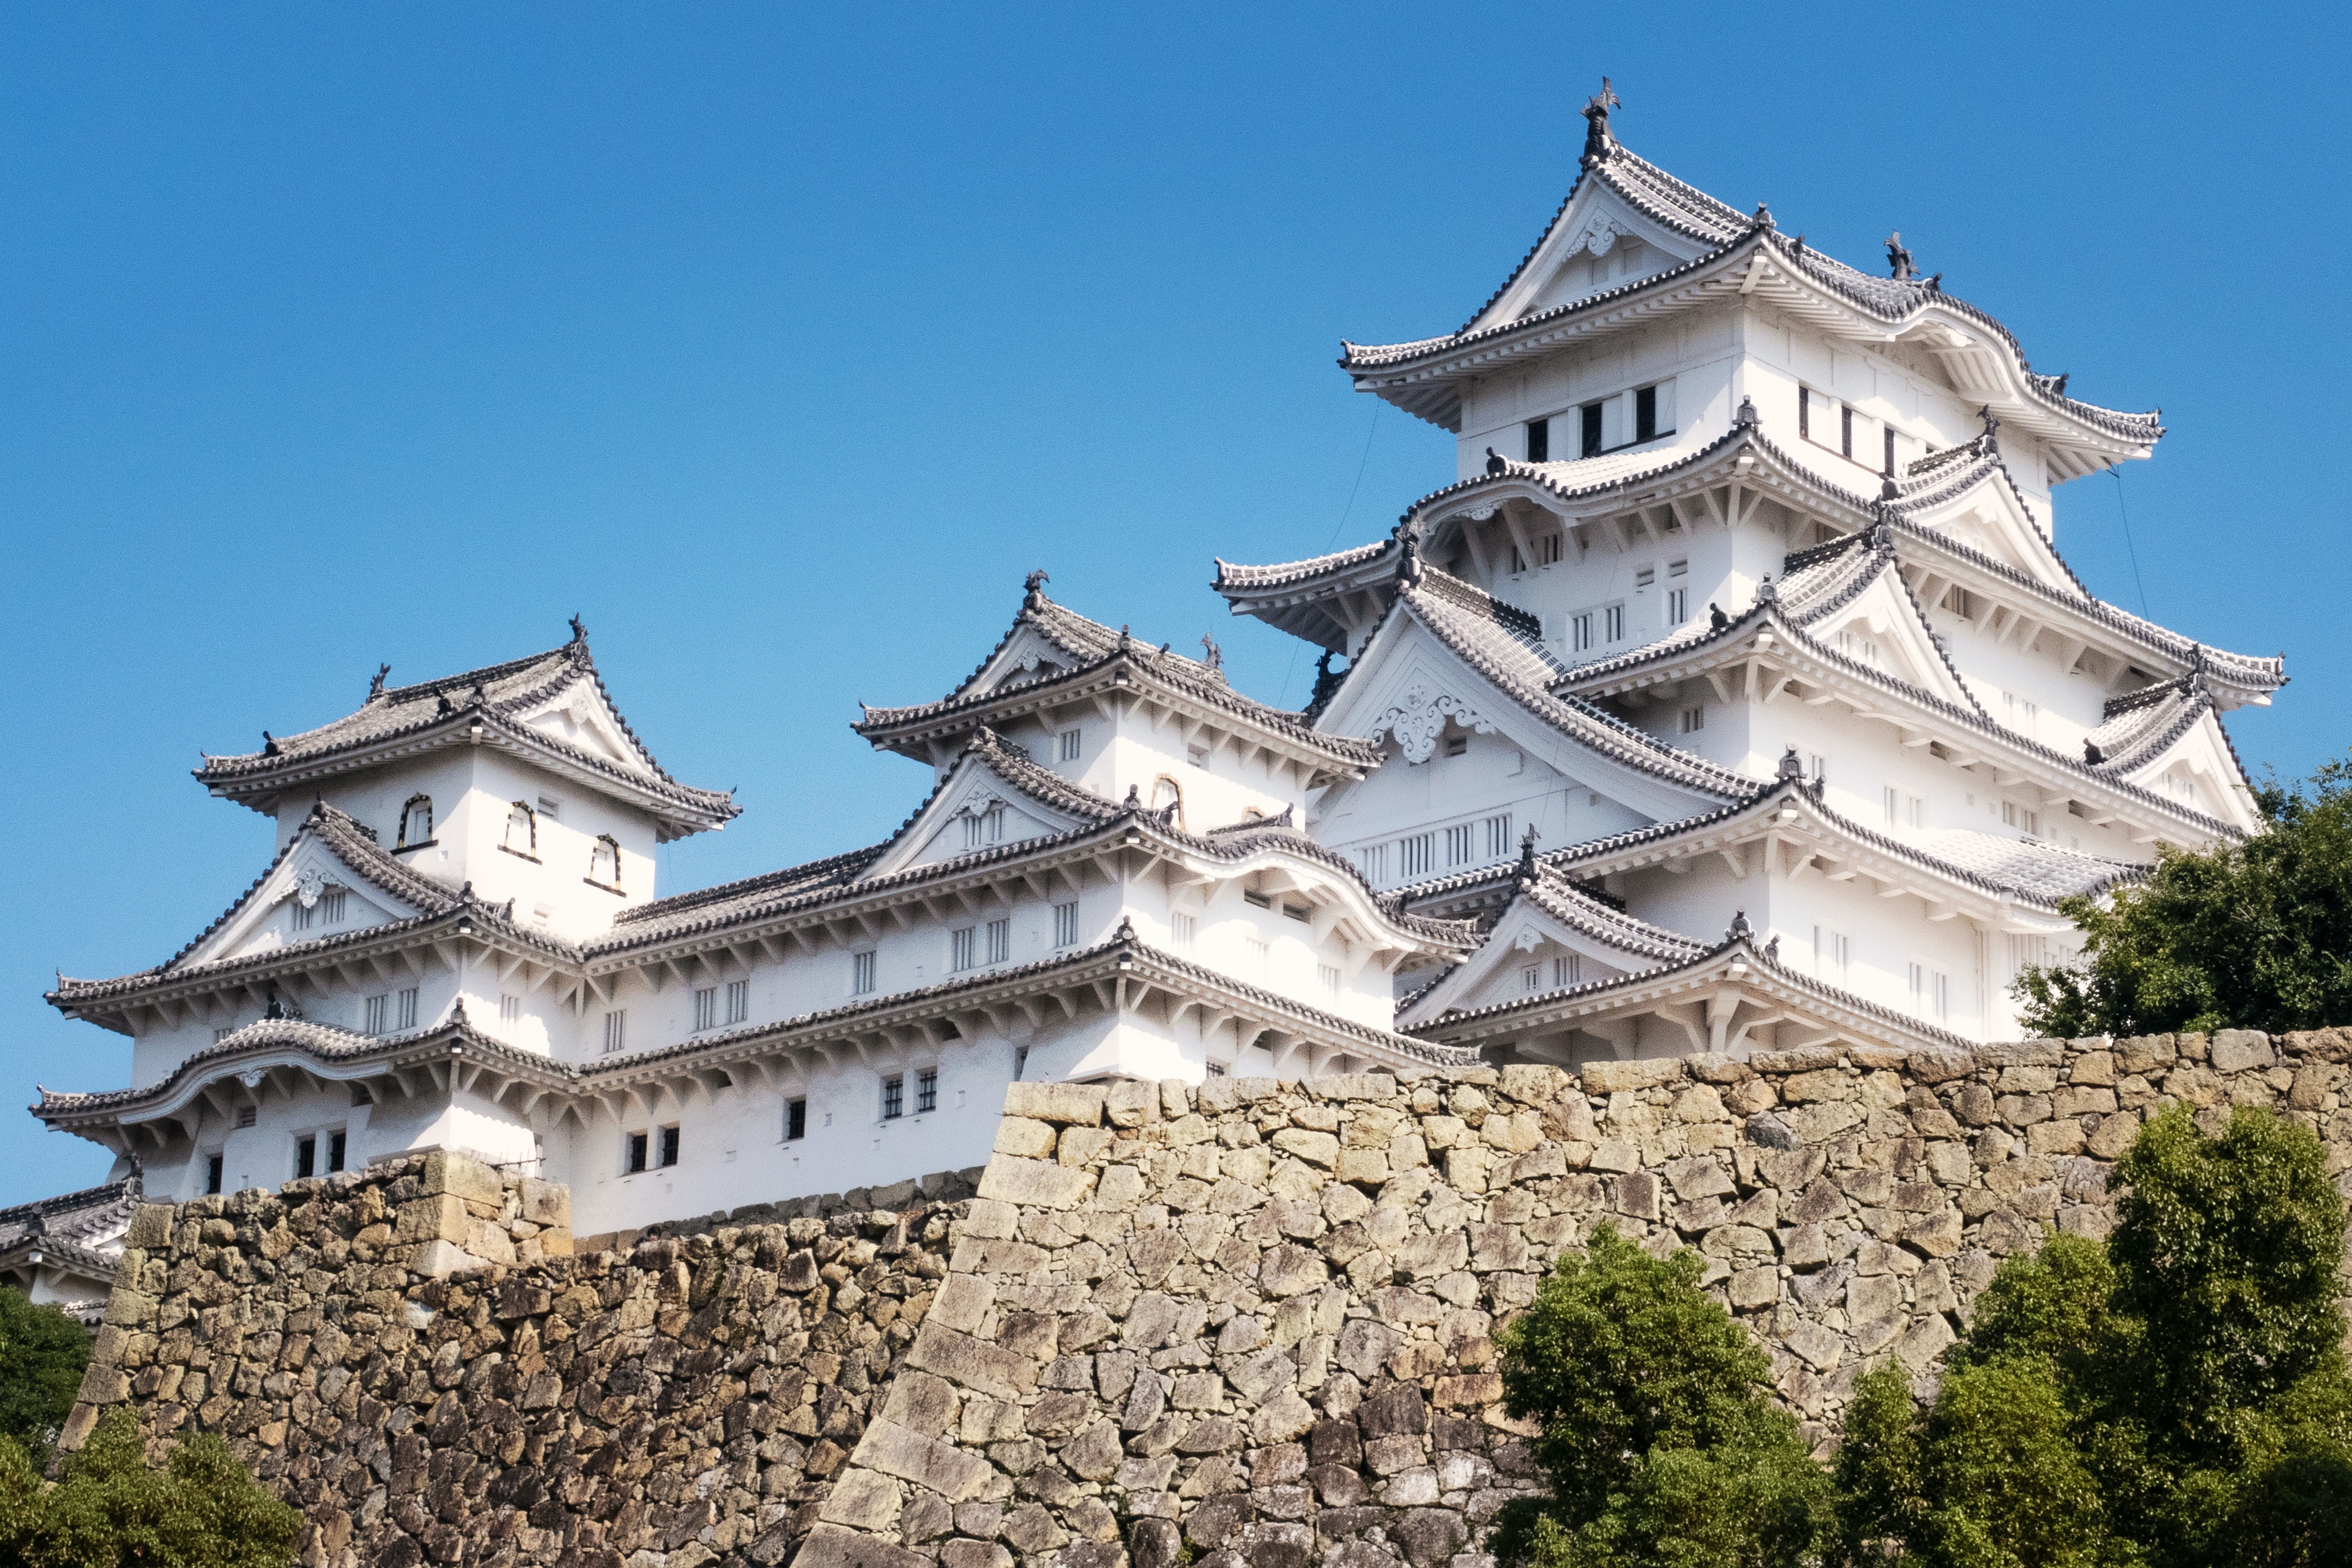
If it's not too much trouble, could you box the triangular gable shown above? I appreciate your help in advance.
[1897,457,2077,596]
[1795,556,1978,710]
[1320,587,1746,827]
[174,816,442,972]
[1397,879,1697,1028]
[967,621,1100,699]
[861,736,1115,880]
[1471,181,1708,334]
[516,669,658,775]
[2111,706,2263,834]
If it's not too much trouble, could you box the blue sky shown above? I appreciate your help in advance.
[3,4,2347,1205]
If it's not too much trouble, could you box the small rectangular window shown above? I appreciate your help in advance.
[626,1131,649,1173]
[1356,844,1388,884]
[881,1075,905,1120]
[1054,901,1079,948]
[295,1136,316,1179]
[1814,926,1851,981]
[986,917,1010,964]
[917,1068,938,1114]
[1572,612,1594,652]
[1799,386,1812,441]
[322,889,346,924]
[293,900,314,932]
[1442,733,1467,758]
[213,1026,233,1043]
[1204,1061,1227,1077]
[498,993,522,1024]
[1667,587,1688,624]
[1884,425,1898,476]
[693,987,718,1032]
[1282,902,1310,923]
[1485,813,1513,860]
[725,979,749,1024]
[1526,417,1549,463]
[785,1098,808,1141]
[1399,833,1435,878]
[1679,705,1704,734]
[1244,889,1271,908]
[1885,786,1900,827]
[1058,728,1081,762]
[1842,405,1855,458]
[950,926,977,971]
[537,795,561,821]
[1635,385,1658,442]
[602,1009,627,1055]
[1907,794,1926,830]
[1634,566,1655,589]
[206,1154,224,1196]
[1171,911,1196,948]
[1319,964,1341,996]
[237,1105,257,1129]
[364,994,388,1034]
[659,1126,681,1167]
[852,950,877,994]
[396,988,418,1030]
[1604,604,1625,642]
[1537,531,1562,565]
[1445,824,1473,866]
[1553,954,1581,988]
[328,1130,346,1173]
[1580,402,1603,458]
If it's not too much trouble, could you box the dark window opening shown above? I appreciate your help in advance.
[882,1075,905,1120]
[1883,426,1897,476]
[206,1154,224,1196]
[918,1068,938,1114]
[1634,386,1658,442]
[295,1136,316,1179]
[786,1098,808,1141]
[1525,418,1548,463]
[627,1132,649,1174]
[1841,406,1854,459]
[328,1131,346,1173]
[1580,403,1603,458]
[659,1126,681,1167]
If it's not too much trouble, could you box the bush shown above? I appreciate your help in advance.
[2018,759,2352,1036]
[1493,1224,1828,1567]
[1828,1105,2352,1567]
[0,1288,93,1465]
[0,1409,302,1568]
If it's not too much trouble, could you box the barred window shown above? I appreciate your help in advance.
[950,927,977,971]
[693,987,718,1032]
[1053,901,1079,948]
[504,800,537,857]
[588,835,621,889]
[881,1075,904,1120]
[852,950,878,994]
[917,1068,938,1114]
[396,988,418,1030]
[725,979,749,1024]
[602,1010,627,1054]
[1484,814,1513,860]
[986,917,1010,965]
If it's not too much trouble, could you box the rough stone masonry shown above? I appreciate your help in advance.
[61,1030,2352,1568]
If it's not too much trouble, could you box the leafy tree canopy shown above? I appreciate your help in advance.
[0,1409,301,1568]
[2019,759,2352,1036]
[1493,1224,1828,1567]
[0,1289,93,1465]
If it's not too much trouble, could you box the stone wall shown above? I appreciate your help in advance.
[64,1031,2352,1568]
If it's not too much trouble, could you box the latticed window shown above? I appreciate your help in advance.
[852,950,877,994]
[917,1068,938,1114]
[504,801,537,856]
[588,836,621,888]
[398,794,434,848]
[725,980,749,1024]
[694,987,718,1032]
[986,918,1010,965]
[1054,902,1079,948]
[950,927,977,972]
[881,1075,904,1120]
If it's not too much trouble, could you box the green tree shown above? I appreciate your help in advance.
[0,1409,302,1568]
[1829,1105,2352,1568]
[2017,759,2352,1036]
[1493,1224,1828,1567]
[0,1288,92,1465]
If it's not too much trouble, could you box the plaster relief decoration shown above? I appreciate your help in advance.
[1511,924,1546,953]
[1367,683,1494,764]
[293,865,328,908]
[1571,214,1624,257]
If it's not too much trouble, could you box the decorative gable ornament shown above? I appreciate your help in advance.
[1366,684,1492,765]
[1510,924,1545,953]
[1570,214,1625,257]
[293,865,328,908]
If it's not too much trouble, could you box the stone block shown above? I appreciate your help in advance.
[909,1323,1041,1401]
[100,1289,155,1330]
[1003,1082,1108,1125]
[516,1176,569,1227]
[995,1118,1060,1158]
[818,1468,904,1531]
[1580,1059,1683,1093]
[394,1194,471,1246]
[1726,1267,1778,1310]
[977,1156,1094,1210]
[854,1419,996,1501]
[2210,1030,2276,1074]
[420,1150,503,1205]
[1269,1129,1339,1167]
[798,1523,928,1568]
[124,1204,174,1250]
[1894,1312,1957,1373]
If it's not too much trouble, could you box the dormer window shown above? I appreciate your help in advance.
[587,835,621,891]
[396,794,434,849]
[503,801,538,859]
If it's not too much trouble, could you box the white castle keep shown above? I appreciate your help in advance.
[16,88,2278,1312]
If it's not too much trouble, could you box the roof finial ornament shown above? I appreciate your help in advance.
[1579,76,1620,162]
[2051,372,2070,396]
[368,663,391,701]
[2084,738,2106,766]
[568,614,587,643]
[1764,934,1781,962]
[1199,632,1223,674]
[1396,531,1424,589]
[1976,405,2000,451]
[1884,231,1916,281]
[1484,446,1507,476]
[1024,568,1050,605]
[1117,624,1133,651]
[1516,824,1541,885]
[1751,202,1775,232]
[1880,476,1901,501]
[261,730,280,756]
[1708,602,1729,632]
[1733,395,1759,429]
[1727,910,1752,942]
[1756,572,1777,606]
[1777,745,1804,783]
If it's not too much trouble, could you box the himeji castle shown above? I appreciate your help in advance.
[20,85,2280,1302]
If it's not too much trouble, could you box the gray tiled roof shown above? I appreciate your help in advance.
[0,1175,139,1260]
[857,586,1378,768]
[194,627,737,832]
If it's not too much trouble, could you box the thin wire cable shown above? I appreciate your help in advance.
[2107,465,2150,617]
[1278,402,1383,704]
